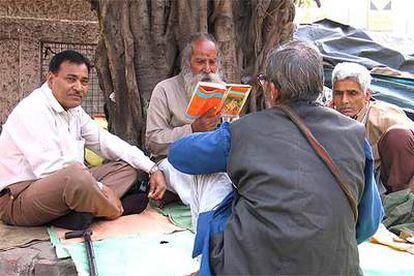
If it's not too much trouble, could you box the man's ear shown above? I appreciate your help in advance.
[365,88,372,101]
[268,82,280,105]
[46,72,55,86]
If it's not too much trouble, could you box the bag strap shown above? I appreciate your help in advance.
[277,104,358,222]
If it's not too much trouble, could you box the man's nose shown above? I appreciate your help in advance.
[203,63,212,74]
[341,93,349,104]
[73,81,83,91]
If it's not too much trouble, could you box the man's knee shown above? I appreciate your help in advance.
[63,163,97,191]
[120,162,139,180]
[379,128,414,192]
[379,128,414,154]
[92,161,139,182]
[105,160,137,173]
[106,161,139,184]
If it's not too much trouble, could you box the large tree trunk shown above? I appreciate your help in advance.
[90,0,295,146]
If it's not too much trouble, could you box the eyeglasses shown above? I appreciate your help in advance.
[257,73,281,91]
[257,73,267,89]
[241,73,270,89]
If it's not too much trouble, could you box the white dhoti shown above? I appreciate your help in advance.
[158,159,233,228]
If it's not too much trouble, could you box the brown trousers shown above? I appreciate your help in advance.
[379,128,414,193]
[0,161,138,226]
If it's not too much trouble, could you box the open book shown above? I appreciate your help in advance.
[185,81,251,119]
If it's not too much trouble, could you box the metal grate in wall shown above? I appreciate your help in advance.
[40,42,105,117]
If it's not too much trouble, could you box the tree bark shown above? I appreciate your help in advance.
[90,0,295,146]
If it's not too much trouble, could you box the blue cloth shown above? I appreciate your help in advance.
[169,123,384,275]
[193,193,234,276]
[356,141,385,243]
[168,123,231,175]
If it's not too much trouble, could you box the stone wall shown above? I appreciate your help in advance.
[0,0,99,125]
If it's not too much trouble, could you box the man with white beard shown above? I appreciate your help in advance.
[146,34,223,158]
[146,34,233,228]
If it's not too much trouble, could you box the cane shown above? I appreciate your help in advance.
[65,229,98,276]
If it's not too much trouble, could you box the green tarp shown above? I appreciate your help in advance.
[48,202,414,275]
[48,203,198,275]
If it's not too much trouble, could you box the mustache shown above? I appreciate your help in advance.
[336,104,353,110]
[198,72,222,82]
[182,69,223,95]
[68,91,85,98]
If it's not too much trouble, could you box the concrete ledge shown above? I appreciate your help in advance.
[0,241,76,275]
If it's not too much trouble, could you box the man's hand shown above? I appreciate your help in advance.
[191,107,221,132]
[148,170,167,201]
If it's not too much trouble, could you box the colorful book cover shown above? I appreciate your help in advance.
[221,84,251,117]
[185,82,227,119]
[185,82,251,119]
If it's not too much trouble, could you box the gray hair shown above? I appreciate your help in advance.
[264,40,324,104]
[332,62,372,93]
[180,33,222,71]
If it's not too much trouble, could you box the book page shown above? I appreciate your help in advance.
[185,82,227,119]
[220,84,251,117]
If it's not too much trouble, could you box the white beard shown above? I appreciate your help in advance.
[181,67,223,95]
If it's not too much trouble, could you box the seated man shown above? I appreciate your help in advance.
[0,50,166,229]
[168,41,383,275]
[332,62,414,193]
[146,34,232,227]
[146,33,223,159]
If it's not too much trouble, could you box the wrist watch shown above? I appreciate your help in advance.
[148,164,159,175]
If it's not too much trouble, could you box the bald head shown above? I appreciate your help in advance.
[188,38,218,75]
[181,34,221,73]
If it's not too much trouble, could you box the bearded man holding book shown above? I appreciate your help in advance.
[145,34,233,228]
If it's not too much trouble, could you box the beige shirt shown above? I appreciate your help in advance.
[356,100,414,168]
[0,83,155,190]
[146,75,194,158]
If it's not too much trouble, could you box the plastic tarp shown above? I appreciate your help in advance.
[48,204,198,276]
[295,19,414,73]
[47,200,414,275]
[359,242,414,276]
[49,227,198,276]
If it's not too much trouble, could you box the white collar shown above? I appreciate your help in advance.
[42,82,81,115]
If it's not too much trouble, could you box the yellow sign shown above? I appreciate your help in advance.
[368,0,392,31]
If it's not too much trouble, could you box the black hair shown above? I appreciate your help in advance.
[48,50,92,74]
